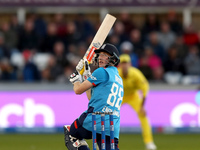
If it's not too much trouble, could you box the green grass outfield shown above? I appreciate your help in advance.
[1,133,200,150]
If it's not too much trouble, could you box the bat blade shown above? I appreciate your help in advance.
[86,14,116,62]
[80,14,116,74]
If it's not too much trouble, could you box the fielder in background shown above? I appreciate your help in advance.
[118,54,157,150]
[64,43,124,150]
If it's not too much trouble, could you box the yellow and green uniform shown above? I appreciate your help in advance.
[118,66,154,144]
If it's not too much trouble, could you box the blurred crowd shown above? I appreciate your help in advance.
[0,10,200,84]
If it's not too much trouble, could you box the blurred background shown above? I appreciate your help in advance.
[0,1,200,150]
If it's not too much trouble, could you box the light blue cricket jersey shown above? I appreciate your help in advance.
[82,66,124,139]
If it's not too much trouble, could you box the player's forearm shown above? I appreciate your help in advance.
[141,87,148,107]
[141,81,149,98]
[141,97,146,107]
[73,80,93,95]
[73,81,82,94]
[140,82,149,107]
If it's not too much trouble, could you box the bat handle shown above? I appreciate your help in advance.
[79,65,85,75]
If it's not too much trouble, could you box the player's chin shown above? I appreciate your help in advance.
[99,63,106,68]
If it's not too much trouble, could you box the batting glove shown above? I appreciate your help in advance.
[76,59,84,72]
[83,60,91,81]
[69,71,83,84]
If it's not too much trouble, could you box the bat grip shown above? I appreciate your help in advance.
[79,66,85,75]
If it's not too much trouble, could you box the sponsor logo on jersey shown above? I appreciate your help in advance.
[90,75,97,80]
[102,106,120,117]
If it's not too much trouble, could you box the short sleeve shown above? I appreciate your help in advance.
[87,67,108,86]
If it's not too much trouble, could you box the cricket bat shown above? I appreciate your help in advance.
[79,14,116,75]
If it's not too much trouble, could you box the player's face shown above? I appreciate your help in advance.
[120,62,131,75]
[98,52,110,67]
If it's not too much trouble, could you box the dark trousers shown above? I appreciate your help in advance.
[69,112,119,150]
